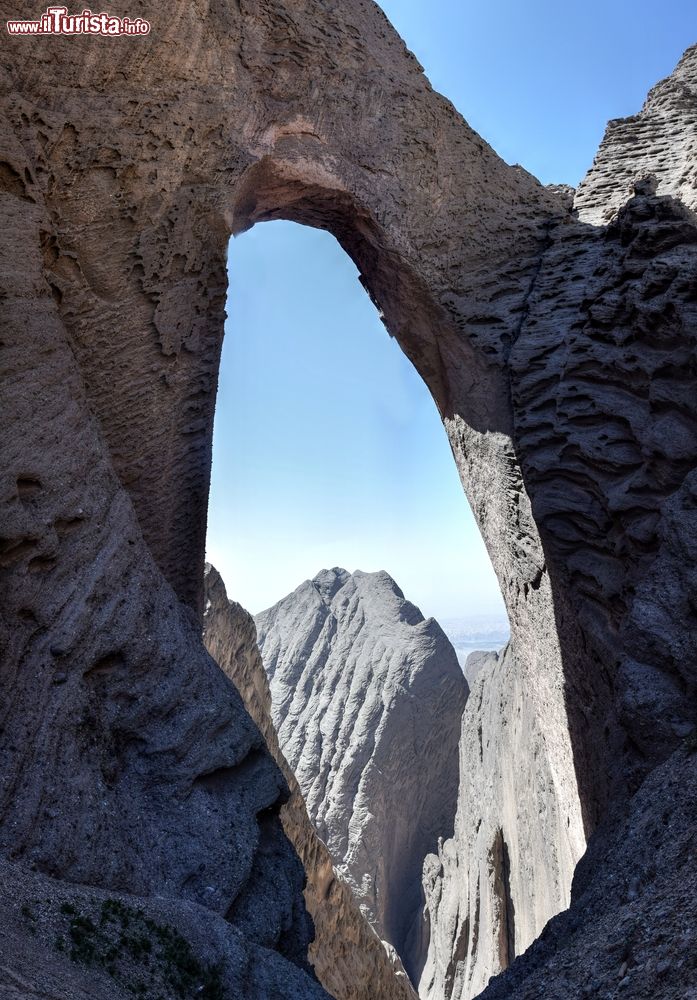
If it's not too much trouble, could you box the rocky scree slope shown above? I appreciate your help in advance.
[254,568,468,985]
[202,564,417,1000]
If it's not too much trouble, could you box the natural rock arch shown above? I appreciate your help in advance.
[2,1,696,996]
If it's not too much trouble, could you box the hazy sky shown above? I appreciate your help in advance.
[206,1,693,622]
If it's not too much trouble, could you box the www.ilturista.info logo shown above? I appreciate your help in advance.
[7,6,150,35]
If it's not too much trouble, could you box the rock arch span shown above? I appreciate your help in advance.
[1,1,696,996]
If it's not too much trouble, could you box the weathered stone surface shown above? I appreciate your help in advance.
[254,568,468,984]
[1,4,696,998]
[420,643,586,999]
[462,649,498,688]
[0,857,328,1000]
[0,9,581,995]
[575,44,697,223]
[477,745,697,1000]
[203,564,417,1000]
[0,198,325,998]
[422,46,697,1000]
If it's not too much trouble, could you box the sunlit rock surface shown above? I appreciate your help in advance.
[420,643,585,999]
[255,568,468,983]
[1,0,696,993]
[203,564,418,1000]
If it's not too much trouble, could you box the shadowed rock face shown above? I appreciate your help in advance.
[422,46,697,1000]
[202,564,418,1000]
[1,1,696,996]
[254,568,468,983]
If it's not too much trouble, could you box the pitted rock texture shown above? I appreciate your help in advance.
[422,46,697,1000]
[202,564,417,1000]
[2,4,697,999]
[255,569,468,983]
[420,643,586,1000]
[512,184,697,785]
[476,745,697,1000]
[575,44,697,223]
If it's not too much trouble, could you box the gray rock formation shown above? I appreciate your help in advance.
[202,564,418,1000]
[421,45,697,1000]
[462,649,498,688]
[477,745,697,1000]
[575,44,697,223]
[0,857,327,1000]
[1,3,696,998]
[420,643,584,1000]
[420,643,586,999]
[255,568,468,983]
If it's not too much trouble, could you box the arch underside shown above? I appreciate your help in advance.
[1,4,696,998]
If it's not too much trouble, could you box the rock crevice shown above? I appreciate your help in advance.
[203,564,418,1000]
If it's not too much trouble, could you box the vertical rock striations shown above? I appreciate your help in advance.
[419,644,586,999]
[203,564,418,1000]
[254,568,468,984]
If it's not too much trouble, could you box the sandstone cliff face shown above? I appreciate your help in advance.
[202,564,417,1000]
[255,569,468,983]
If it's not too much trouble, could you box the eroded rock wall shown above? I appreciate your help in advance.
[477,746,697,1000]
[421,45,697,1000]
[1,7,587,992]
[575,44,697,223]
[1,0,563,617]
[0,164,325,997]
[1,3,696,999]
[202,564,418,1000]
[254,569,468,983]
[420,642,586,999]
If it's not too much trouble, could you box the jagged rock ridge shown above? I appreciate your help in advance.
[202,564,418,1000]
[575,43,697,223]
[421,44,697,1000]
[1,1,696,996]
[255,568,468,984]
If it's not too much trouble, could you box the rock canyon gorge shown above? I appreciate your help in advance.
[1,3,696,999]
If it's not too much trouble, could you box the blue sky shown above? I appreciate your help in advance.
[206,1,694,622]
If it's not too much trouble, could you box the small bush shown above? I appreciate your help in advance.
[52,898,225,999]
